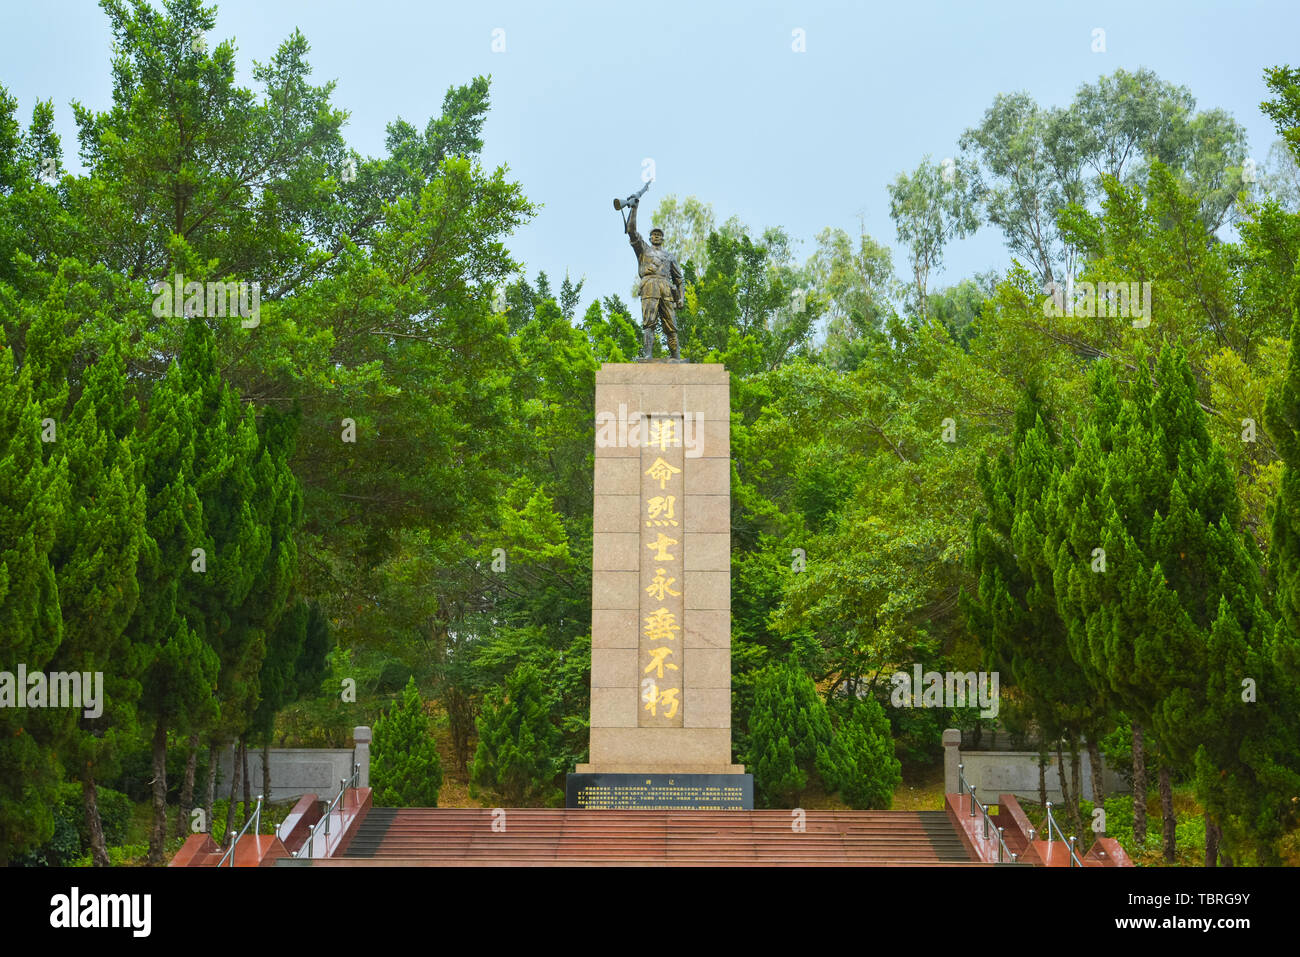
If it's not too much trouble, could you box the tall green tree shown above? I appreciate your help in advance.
[44,339,147,866]
[887,155,979,319]
[175,314,271,843]
[805,223,897,366]
[964,385,1107,834]
[0,336,67,865]
[1048,346,1269,863]
[1255,281,1300,864]
[132,357,218,864]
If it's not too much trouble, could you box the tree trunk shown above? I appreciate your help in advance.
[1069,743,1084,837]
[1132,723,1147,846]
[1056,741,1082,839]
[175,732,198,839]
[1159,764,1176,863]
[147,719,168,866]
[447,685,474,778]
[82,774,110,867]
[224,740,242,845]
[1038,752,1047,811]
[203,740,219,834]
[241,736,252,824]
[262,737,271,808]
[1087,739,1106,808]
[1054,743,1070,806]
[1205,812,1220,867]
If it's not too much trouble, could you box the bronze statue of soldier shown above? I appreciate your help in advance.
[614,181,684,360]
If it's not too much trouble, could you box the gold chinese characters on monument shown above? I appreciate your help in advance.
[640,413,685,727]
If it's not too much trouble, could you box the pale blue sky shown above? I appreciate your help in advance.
[2,0,1297,312]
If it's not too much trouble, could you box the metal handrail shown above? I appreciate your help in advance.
[1044,801,1084,867]
[294,762,361,859]
[217,794,264,867]
[956,764,1018,864]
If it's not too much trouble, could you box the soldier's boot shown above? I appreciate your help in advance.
[642,327,655,359]
[667,332,680,360]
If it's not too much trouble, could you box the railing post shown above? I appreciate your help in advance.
[1045,802,1054,843]
[227,831,236,866]
[944,729,962,795]
[353,726,372,789]
[969,786,977,817]
[1069,836,1077,866]
[982,806,989,839]
[1027,827,1036,842]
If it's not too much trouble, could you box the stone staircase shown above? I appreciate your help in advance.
[287,808,985,866]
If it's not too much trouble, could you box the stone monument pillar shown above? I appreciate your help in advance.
[569,362,752,809]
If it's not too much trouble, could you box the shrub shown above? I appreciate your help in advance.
[744,663,832,807]
[818,696,902,809]
[370,677,443,807]
[471,663,562,806]
[11,783,134,865]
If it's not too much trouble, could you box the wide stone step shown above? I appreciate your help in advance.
[332,808,975,865]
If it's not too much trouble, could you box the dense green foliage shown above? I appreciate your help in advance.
[745,663,833,806]
[745,663,901,809]
[471,663,563,806]
[1,0,1298,867]
[371,677,443,808]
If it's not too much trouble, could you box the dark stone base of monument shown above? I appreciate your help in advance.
[566,772,754,810]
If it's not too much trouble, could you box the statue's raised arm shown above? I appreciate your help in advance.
[612,178,682,361]
[626,202,645,255]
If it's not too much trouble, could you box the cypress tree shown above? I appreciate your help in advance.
[1050,345,1268,863]
[45,341,147,866]
[221,402,303,821]
[0,337,67,865]
[372,676,444,807]
[963,385,1107,834]
[133,358,218,864]
[471,662,560,805]
[743,662,833,807]
[817,695,901,809]
[249,598,330,808]
[1048,359,1152,846]
[1253,284,1300,864]
[173,316,270,842]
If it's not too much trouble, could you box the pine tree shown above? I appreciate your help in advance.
[44,340,147,866]
[372,677,443,807]
[817,695,901,809]
[1251,283,1300,864]
[132,359,218,864]
[471,662,561,805]
[1049,345,1269,863]
[250,598,331,808]
[227,403,304,814]
[1048,359,1154,846]
[174,315,271,841]
[0,337,67,865]
[963,384,1107,833]
[743,662,833,807]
